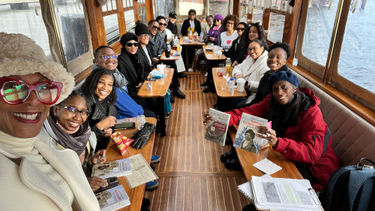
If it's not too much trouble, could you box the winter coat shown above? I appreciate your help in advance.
[225,36,247,64]
[205,25,223,45]
[181,19,202,36]
[227,88,340,191]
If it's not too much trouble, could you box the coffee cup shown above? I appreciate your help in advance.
[236,78,246,93]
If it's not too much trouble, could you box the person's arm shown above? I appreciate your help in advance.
[274,106,326,165]
[226,95,271,127]
[181,20,188,36]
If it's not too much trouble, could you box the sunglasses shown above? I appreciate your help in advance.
[0,77,62,105]
[237,28,245,31]
[158,23,167,26]
[152,25,158,29]
[189,13,195,16]
[59,105,90,117]
[126,42,139,47]
[100,55,118,60]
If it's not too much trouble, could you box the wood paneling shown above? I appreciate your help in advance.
[145,72,250,210]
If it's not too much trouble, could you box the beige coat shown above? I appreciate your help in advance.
[0,134,100,211]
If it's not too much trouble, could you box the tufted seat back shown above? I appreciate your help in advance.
[295,71,375,166]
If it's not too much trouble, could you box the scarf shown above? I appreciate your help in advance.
[44,115,91,156]
[269,91,311,137]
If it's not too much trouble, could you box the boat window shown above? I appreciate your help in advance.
[138,0,147,24]
[208,0,232,17]
[337,0,375,94]
[103,0,118,11]
[267,11,285,43]
[103,14,120,45]
[178,0,204,16]
[52,0,90,62]
[301,1,338,67]
[0,2,51,59]
[124,9,135,33]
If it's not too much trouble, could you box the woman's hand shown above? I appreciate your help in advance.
[152,57,159,63]
[91,149,106,165]
[257,126,278,147]
[202,112,213,125]
[136,82,143,90]
[88,176,108,191]
[103,128,112,137]
[232,61,238,67]
[209,37,215,42]
[96,116,116,131]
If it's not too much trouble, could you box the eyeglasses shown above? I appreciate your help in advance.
[237,28,245,31]
[0,77,62,105]
[152,25,158,29]
[126,42,139,47]
[227,22,235,25]
[100,55,118,60]
[189,13,195,16]
[59,105,90,117]
[158,23,167,26]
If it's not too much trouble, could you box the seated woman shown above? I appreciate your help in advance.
[232,39,269,105]
[81,68,117,151]
[223,71,340,191]
[41,91,108,191]
[205,14,224,45]
[0,32,99,210]
[224,22,248,66]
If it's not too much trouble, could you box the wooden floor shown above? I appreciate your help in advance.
[145,72,250,211]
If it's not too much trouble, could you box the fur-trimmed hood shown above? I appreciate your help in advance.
[0,32,74,104]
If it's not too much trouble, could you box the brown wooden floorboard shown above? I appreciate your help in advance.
[145,72,250,211]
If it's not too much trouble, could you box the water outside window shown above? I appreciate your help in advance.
[338,0,375,93]
[124,10,135,33]
[0,2,51,59]
[103,14,120,46]
[267,12,284,43]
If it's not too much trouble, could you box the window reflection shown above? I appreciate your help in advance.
[0,2,51,58]
[209,0,230,17]
[178,0,203,16]
[139,7,147,24]
[267,12,284,43]
[338,0,375,93]
[53,0,89,62]
[124,10,135,32]
[103,14,120,45]
[301,1,338,66]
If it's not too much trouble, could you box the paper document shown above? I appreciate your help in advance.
[253,158,282,175]
[238,181,254,202]
[251,176,322,211]
[125,154,158,188]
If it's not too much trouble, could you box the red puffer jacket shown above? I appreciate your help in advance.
[227,88,340,191]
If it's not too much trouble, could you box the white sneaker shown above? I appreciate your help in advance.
[188,68,193,72]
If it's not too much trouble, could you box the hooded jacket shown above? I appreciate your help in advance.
[227,88,340,191]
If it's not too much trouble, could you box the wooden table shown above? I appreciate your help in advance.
[212,68,247,98]
[179,36,205,46]
[160,50,180,61]
[138,68,174,136]
[106,117,157,211]
[203,45,227,60]
[229,128,303,180]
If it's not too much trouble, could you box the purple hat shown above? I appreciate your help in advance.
[214,14,224,21]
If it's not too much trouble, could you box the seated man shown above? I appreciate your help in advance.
[93,45,155,118]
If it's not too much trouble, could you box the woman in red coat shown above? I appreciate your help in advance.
[224,71,340,191]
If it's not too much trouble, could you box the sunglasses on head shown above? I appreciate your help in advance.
[59,105,90,117]
[237,28,245,31]
[100,55,118,60]
[126,42,139,47]
[0,77,62,105]
[158,23,167,26]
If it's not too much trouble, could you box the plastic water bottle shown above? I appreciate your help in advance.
[228,77,235,93]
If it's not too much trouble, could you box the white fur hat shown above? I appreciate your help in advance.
[0,32,75,104]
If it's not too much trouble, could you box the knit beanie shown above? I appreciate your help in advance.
[169,12,177,19]
[214,14,224,21]
[0,32,74,104]
[120,32,138,47]
[135,23,150,36]
[269,71,299,90]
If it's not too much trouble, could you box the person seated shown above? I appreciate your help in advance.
[93,45,155,118]
[167,12,178,36]
[204,14,223,45]
[41,90,109,192]
[81,68,117,151]
[0,32,99,210]
[232,39,269,105]
[223,71,340,191]
[225,22,249,66]
[202,15,213,37]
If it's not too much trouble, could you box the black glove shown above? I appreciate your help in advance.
[131,123,156,149]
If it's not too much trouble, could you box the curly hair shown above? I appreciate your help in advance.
[268,42,291,59]
[81,67,117,104]
[222,15,239,31]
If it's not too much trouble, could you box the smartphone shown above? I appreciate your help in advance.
[94,177,119,193]
[114,122,136,130]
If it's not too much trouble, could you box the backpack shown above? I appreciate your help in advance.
[320,158,375,211]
